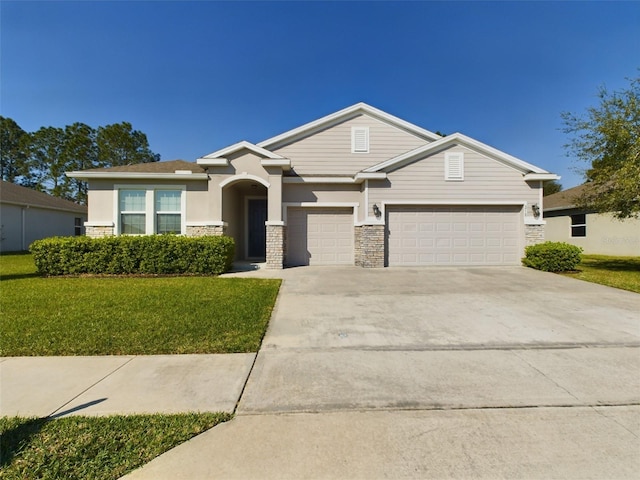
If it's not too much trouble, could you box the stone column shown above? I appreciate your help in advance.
[359,224,385,268]
[266,223,284,269]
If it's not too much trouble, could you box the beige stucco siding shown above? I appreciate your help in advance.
[369,145,539,213]
[87,180,116,224]
[545,212,640,256]
[273,114,429,176]
[86,179,209,226]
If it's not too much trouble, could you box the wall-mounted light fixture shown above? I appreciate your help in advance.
[531,203,540,218]
[373,204,381,218]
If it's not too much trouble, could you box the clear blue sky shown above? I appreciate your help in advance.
[2,1,639,188]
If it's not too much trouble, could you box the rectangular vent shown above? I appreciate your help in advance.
[352,127,369,153]
[445,152,464,181]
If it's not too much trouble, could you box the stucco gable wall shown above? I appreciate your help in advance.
[545,212,640,256]
[369,145,539,213]
[226,151,272,180]
[272,114,429,176]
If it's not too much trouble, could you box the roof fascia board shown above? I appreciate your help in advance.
[198,140,284,161]
[524,173,561,181]
[1,200,86,214]
[66,172,209,180]
[365,133,550,175]
[261,158,291,170]
[258,102,441,150]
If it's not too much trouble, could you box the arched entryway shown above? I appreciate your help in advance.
[220,177,269,260]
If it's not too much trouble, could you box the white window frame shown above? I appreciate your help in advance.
[114,185,186,235]
[352,127,369,153]
[445,152,464,181]
[570,213,586,237]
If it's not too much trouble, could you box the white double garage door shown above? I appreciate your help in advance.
[286,205,522,267]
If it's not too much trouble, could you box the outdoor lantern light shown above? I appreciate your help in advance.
[373,204,381,217]
[532,203,540,218]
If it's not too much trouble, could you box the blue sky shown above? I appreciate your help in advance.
[2,1,639,189]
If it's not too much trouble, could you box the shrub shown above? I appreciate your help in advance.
[29,235,235,276]
[522,242,583,272]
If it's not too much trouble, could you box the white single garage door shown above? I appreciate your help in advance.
[387,205,521,266]
[287,207,354,266]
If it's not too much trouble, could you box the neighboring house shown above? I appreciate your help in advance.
[67,103,558,268]
[544,184,640,256]
[0,180,87,252]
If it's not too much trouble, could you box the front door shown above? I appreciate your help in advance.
[247,198,267,259]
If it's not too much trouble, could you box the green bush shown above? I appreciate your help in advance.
[29,235,235,276]
[522,241,583,272]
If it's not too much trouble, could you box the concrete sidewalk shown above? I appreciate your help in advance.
[0,354,255,417]
[123,406,640,480]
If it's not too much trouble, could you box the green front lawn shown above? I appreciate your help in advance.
[0,253,281,356]
[563,254,640,293]
[0,413,230,480]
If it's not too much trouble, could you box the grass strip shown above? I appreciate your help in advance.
[562,254,640,293]
[0,413,231,480]
[0,254,281,356]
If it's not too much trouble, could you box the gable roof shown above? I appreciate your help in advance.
[543,183,591,211]
[257,102,442,150]
[197,141,287,165]
[363,132,557,178]
[0,181,87,214]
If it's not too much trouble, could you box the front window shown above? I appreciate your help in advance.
[118,188,184,235]
[120,190,146,234]
[155,190,182,234]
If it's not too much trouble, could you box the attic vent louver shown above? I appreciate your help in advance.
[445,152,464,181]
[352,127,369,153]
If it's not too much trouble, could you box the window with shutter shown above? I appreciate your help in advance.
[445,152,464,181]
[352,127,369,153]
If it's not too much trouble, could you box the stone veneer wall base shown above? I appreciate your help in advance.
[525,224,545,246]
[185,225,226,237]
[85,225,114,238]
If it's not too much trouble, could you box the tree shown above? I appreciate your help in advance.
[25,126,68,196]
[0,116,29,182]
[543,179,563,196]
[63,123,97,204]
[561,75,640,218]
[96,122,160,168]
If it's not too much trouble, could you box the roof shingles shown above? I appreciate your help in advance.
[0,181,87,213]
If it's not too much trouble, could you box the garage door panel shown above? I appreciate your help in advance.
[387,205,521,266]
[286,208,354,266]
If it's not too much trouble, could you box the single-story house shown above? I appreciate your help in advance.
[0,180,87,252]
[544,183,640,256]
[67,103,558,268]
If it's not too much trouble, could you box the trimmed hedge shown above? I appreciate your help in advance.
[522,241,583,272]
[29,235,235,276]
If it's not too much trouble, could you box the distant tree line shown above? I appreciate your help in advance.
[0,117,160,204]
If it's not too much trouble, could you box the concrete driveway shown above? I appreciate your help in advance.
[127,266,640,479]
[239,266,640,414]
